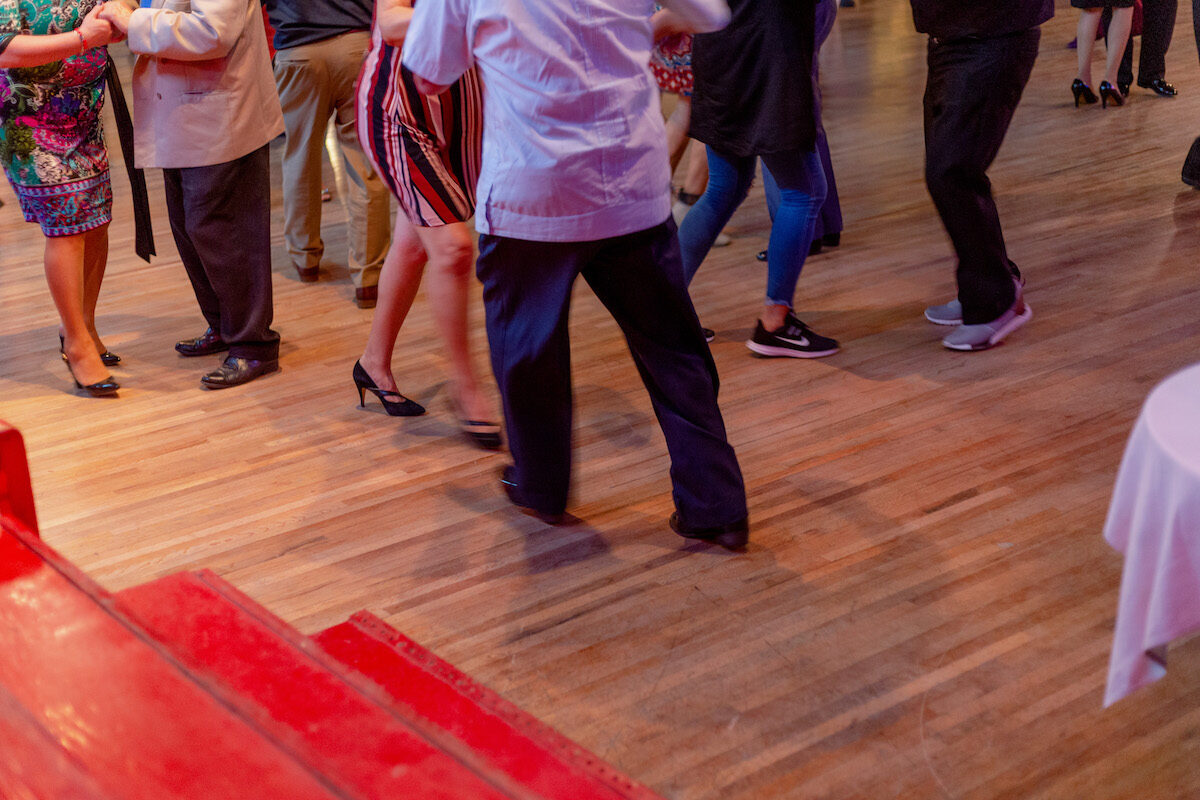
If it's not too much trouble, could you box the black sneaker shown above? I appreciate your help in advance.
[745,313,839,358]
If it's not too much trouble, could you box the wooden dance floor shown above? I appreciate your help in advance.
[2,4,1199,797]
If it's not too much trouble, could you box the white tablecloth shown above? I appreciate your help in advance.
[1104,362,1200,707]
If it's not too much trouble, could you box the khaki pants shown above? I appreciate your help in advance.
[274,31,389,289]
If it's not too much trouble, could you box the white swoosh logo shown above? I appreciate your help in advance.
[777,335,810,347]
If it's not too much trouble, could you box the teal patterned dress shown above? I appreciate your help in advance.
[0,0,111,236]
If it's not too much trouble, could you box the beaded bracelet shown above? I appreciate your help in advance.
[75,29,87,54]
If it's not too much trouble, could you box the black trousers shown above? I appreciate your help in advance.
[475,220,747,526]
[923,28,1039,325]
[162,144,280,361]
[1103,0,1178,86]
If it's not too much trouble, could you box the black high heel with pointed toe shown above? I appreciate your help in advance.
[60,334,120,367]
[63,355,119,397]
[459,419,503,451]
[1071,78,1098,107]
[352,360,425,417]
[1099,81,1125,108]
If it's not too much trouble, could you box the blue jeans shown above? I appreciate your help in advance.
[679,146,826,307]
[763,123,841,241]
[765,0,841,240]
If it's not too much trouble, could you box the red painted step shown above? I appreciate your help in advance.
[0,424,38,537]
[314,612,664,800]
[0,529,348,800]
[0,683,111,800]
[116,570,531,800]
[1,420,665,800]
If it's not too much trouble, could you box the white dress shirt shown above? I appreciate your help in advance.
[402,0,729,243]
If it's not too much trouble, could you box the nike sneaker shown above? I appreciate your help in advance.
[942,298,1032,351]
[745,312,840,358]
[925,274,1025,326]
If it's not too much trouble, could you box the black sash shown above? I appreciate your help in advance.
[105,53,155,262]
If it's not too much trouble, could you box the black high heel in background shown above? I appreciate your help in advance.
[459,419,503,451]
[352,360,425,417]
[60,334,120,367]
[1071,78,1098,107]
[1099,81,1125,108]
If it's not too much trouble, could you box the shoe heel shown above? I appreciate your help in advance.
[1099,81,1124,108]
[356,385,366,407]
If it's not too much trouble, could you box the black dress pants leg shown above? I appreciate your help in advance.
[476,223,747,527]
[581,221,746,529]
[476,234,585,516]
[923,29,1039,325]
[1194,0,1200,62]
[163,168,221,334]
[1141,0,1177,83]
[1115,0,1178,86]
[162,145,280,361]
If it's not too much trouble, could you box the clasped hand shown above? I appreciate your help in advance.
[93,0,138,42]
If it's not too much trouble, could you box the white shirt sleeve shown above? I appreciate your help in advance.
[657,0,730,33]
[401,0,474,87]
[127,0,250,61]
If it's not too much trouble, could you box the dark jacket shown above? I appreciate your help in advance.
[910,0,1053,40]
[690,0,817,157]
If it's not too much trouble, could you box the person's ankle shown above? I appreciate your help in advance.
[761,308,789,332]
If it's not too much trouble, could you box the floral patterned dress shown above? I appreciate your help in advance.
[650,3,693,97]
[0,0,111,237]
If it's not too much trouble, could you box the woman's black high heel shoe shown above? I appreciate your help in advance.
[60,334,120,367]
[1099,81,1125,108]
[459,419,503,451]
[63,355,119,397]
[353,360,425,417]
[1072,78,1098,107]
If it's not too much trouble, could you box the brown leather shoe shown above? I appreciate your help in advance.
[355,285,378,309]
[295,265,319,283]
[200,356,279,389]
[175,328,229,357]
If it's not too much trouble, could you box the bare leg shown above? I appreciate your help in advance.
[1104,7,1135,85]
[81,224,109,353]
[1077,9,1102,85]
[681,139,710,198]
[44,232,109,386]
[411,221,495,422]
[760,303,789,332]
[664,97,691,176]
[359,216,426,393]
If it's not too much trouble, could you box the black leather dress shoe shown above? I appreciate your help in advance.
[669,512,749,550]
[175,328,229,357]
[200,356,279,389]
[1140,78,1177,97]
[500,465,564,524]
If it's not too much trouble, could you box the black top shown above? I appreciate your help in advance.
[264,0,373,51]
[909,0,1053,40]
[689,0,817,157]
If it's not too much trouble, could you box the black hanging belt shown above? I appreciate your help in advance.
[105,52,155,263]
